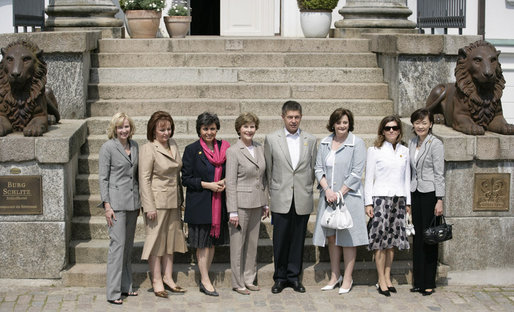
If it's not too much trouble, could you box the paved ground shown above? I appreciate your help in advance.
[0,282,513,312]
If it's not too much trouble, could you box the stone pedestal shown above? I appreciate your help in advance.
[334,0,416,38]
[0,31,101,119]
[363,33,481,117]
[46,0,124,38]
[0,121,87,278]
[401,123,514,271]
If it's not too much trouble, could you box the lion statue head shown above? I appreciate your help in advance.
[454,40,505,127]
[0,39,56,135]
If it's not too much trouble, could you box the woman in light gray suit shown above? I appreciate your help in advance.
[99,112,141,305]
[313,108,368,295]
[225,112,269,295]
[408,108,445,296]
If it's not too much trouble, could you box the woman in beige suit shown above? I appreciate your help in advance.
[139,111,187,298]
[225,112,269,295]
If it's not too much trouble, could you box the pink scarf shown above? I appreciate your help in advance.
[199,138,230,238]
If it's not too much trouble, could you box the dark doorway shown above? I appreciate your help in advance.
[190,0,220,35]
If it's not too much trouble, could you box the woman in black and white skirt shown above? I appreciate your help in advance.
[364,115,411,297]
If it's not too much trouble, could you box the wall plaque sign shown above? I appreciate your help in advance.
[0,176,42,214]
[473,173,510,211]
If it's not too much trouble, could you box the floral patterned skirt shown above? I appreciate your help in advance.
[367,196,410,251]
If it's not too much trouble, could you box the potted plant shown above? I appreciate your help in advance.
[120,0,166,38]
[297,0,339,38]
[163,1,192,38]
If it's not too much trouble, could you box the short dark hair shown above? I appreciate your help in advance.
[146,111,175,141]
[281,100,302,116]
[374,115,403,148]
[235,112,260,135]
[410,108,434,134]
[196,112,220,137]
[326,108,354,133]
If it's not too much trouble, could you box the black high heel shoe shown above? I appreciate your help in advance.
[388,286,397,293]
[376,284,391,297]
[422,289,435,296]
[199,282,219,297]
[410,287,422,293]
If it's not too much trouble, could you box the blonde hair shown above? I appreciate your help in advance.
[107,112,135,139]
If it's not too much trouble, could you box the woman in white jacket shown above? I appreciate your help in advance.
[365,115,411,297]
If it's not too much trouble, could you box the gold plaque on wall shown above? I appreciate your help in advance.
[0,176,43,215]
[473,173,510,211]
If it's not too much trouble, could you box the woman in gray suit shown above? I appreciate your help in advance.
[99,112,141,305]
[225,112,269,295]
[313,108,368,295]
[408,108,445,296]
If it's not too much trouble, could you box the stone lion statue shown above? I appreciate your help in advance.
[0,40,60,137]
[426,40,514,135]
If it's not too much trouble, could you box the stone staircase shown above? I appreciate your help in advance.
[63,37,416,288]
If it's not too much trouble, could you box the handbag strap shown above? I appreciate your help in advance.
[429,214,447,227]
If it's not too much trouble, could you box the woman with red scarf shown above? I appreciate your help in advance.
[182,112,230,297]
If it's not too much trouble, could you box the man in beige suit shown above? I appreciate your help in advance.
[225,113,269,295]
[264,101,317,294]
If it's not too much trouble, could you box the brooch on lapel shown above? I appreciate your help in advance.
[198,151,202,155]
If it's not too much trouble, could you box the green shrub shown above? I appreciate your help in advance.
[297,0,339,10]
[119,0,166,11]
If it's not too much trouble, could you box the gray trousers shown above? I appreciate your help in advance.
[229,207,262,289]
[106,210,138,300]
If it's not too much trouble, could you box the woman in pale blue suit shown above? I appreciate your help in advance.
[313,108,368,294]
[99,112,141,304]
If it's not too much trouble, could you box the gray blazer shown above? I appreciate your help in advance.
[98,138,141,211]
[409,134,445,197]
[264,128,317,215]
[225,140,268,212]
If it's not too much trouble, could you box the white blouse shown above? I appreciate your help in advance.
[364,141,411,206]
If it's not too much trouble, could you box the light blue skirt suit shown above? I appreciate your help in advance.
[312,132,368,247]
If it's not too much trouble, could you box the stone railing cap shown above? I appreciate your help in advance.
[0,120,87,163]
[0,31,100,53]
[402,120,514,161]
[363,34,482,55]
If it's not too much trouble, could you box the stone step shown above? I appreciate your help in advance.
[97,38,371,53]
[61,261,415,287]
[90,67,384,84]
[85,115,384,136]
[77,133,377,165]
[87,98,394,118]
[69,238,412,265]
[70,215,317,241]
[88,82,389,100]
[91,52,378,68]
[75,192,320,217]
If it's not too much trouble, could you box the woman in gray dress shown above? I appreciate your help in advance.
[313,108,368,295]
[98,112,140,304]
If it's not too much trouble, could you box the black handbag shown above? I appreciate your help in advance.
[423,215,452,245]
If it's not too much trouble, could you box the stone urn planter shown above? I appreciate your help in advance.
[125,10,162,38]
[299,10,332,38]
[164,15,192,38]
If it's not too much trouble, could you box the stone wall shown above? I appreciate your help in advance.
[0,31,100,119]
[0,121,87,278]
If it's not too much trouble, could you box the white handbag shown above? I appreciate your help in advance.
[320,193,353,230]
[406,212,415,236]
